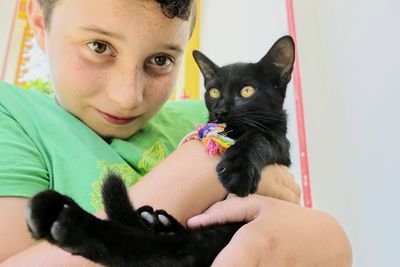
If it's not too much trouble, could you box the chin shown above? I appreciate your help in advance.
[94,127,136,140]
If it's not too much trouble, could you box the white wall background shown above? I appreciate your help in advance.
[294,0,400,266]
[0,1,17,77]
[1,0,399,266]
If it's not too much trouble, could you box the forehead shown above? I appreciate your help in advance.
[50,0,191,45]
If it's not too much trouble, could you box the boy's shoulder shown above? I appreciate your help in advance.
[162,99,206,112]
[0,80,77,137]
[154,99,208,128]
[0,80,45,96]
[0,81,53,112]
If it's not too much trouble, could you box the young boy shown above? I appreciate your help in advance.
[0,0,352,266]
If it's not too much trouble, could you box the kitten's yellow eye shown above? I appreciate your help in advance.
[240,86,256,98]
[209,88,221,99]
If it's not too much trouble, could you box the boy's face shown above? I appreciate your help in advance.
[29,0,192,138]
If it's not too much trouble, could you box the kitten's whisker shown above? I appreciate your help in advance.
[224,129,234,135]
[246,114,285,122]
[244,111,285,119]
[247,119,276,136]
[233,117,275,136]
[234,113,281,121]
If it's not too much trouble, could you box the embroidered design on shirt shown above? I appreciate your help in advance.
[90,160,141,212]
[137,140,166,175]
[89,141,166,212]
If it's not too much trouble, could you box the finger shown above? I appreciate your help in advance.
[281,187,301,204]
[187,197,260,228]
[264,178,300,204]
[283,175,301,199]
[187,200,249,228]
[278,165,302,198]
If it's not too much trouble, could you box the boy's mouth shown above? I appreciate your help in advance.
[96,109,137,125]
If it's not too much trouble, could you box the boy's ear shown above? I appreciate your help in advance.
[26,0,46,51]
[258,35,295,85]
[192,50,219,81]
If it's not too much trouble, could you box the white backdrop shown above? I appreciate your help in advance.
[294,0,400,266]
[0,1,17,77]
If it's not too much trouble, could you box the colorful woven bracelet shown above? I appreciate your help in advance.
[180,123,235,157]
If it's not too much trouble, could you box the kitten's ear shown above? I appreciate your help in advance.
[258,35,295,85]
[193,50,219,81]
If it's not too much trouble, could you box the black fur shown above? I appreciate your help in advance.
[25,36,295,266]
[193,35,294,196]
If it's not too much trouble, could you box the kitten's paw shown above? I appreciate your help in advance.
[217,157,260,197]
[26,190,84,246]
[26,190,73,240]
[138,206,186,234]
[154,210,186,234]
[137,205,157,229]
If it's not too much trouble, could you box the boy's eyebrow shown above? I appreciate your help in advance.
[162,44,184,54]
[80,25,183,53]
[80,26,124,40]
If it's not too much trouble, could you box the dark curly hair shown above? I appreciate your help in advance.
[38,0,195,29]
[155,0,194,20]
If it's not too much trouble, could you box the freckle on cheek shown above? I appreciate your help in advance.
[68,58,106,95]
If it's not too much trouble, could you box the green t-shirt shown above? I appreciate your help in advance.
[0,81,207,213]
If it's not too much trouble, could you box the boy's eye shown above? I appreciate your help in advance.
[87,41,114,56]
[145,54,175,75]
[150,55,172,67]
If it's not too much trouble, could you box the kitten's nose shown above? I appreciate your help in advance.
[215,110,228,121]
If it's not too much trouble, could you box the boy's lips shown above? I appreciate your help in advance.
[96,109,137,125]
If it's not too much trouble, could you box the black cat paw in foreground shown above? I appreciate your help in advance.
[138,205,186,234]
[25,190,92,252]
[26,190,69,240]
[26,35,295,267]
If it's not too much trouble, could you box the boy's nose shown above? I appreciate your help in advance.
[108,67,144,109]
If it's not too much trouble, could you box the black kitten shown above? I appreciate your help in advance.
[194,36,293,196]
[25,36,295,267]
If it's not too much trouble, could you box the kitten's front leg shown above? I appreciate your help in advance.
[216,132,278,196]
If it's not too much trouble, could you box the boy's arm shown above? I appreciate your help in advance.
[128,141,301,224]
[0,197,39,261]
[127,141,225,223]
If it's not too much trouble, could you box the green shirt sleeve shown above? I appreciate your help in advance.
[0,106,49,197]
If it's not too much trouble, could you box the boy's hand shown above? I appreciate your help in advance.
[188,195,352,267]
[256,164,301,204]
